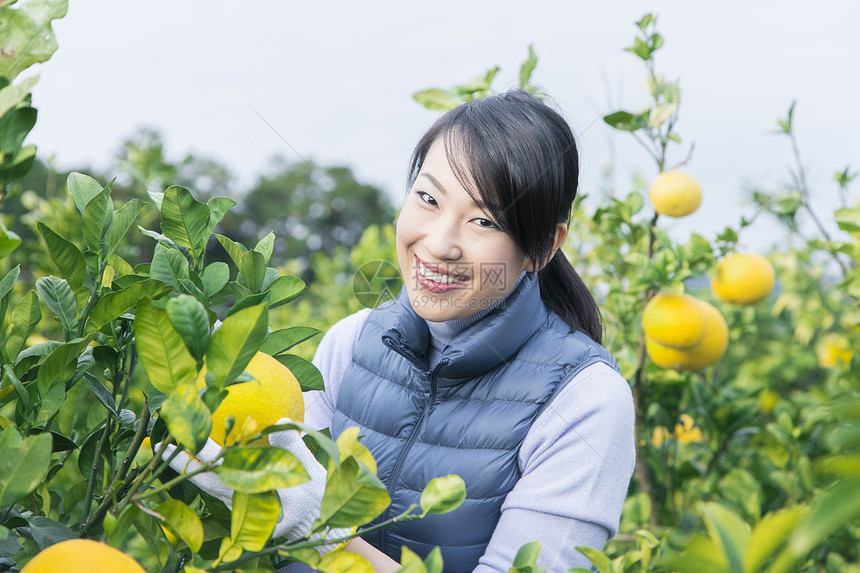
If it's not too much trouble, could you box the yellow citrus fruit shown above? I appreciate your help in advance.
[21,539,145,573]
[711,253,775,305]
[642,292,708,349]
[645,299,728,371]
[817,333,853,368]
[197,351,304,446]
[649,170,702,217]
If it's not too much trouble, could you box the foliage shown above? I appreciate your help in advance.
[0,174,464,572]
[413,44,542,111]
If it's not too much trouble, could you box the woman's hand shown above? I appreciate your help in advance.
[159,418,348,555]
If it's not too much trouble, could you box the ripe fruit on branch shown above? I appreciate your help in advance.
[711,253,775,305]
[645,298,728,371]
[21,539,145,573]
[197,351,304,446]
[649,169,702,217]
[642,292,707,349]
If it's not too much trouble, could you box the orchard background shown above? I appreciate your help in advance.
[1,2,859,572]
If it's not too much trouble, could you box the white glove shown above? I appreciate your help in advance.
[160,418,350,554]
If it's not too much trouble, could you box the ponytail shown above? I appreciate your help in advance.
[538,250,603,344]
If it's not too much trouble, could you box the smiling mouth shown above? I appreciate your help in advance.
[415,256,469,285]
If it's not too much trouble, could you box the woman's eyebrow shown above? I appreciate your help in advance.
[419,173,488,210]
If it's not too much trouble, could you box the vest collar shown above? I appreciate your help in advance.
[379,272,547,381]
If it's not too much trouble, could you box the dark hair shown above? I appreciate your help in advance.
[405,88,604,344]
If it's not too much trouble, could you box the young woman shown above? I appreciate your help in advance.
[301,89,636,571]
[172,89,635,572]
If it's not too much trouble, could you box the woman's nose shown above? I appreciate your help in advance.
[422,219,463,261]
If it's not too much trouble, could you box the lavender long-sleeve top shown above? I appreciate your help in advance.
[302,297,636,572]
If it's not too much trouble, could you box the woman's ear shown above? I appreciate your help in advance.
[527,223,568,273]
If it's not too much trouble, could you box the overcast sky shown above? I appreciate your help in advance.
[25,0,860,252]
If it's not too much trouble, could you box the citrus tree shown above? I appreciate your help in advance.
[409,13,860,572]
[0,174,465,572]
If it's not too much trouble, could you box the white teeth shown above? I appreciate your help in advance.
[419,262,466,284]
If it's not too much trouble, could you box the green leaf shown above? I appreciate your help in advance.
[159,185,210,253]
[226,292,270,318]
[625,36,651,60]
[24,516,76,550]
[231,490,280,551]
[201,262,230,298]
[0,75,38,117]
[0,429,52,507]
[218,446,309,493]
[253,232,275,265]
[603,111,642,132]
[37,223,86,290]
[573,546,608,573]
[150,243,190,289]
[315,456,390,529]
[161,382,212,453]
[240,250,266,293]
[205,304,268,389]
[636,13,654,30]
[3,364,30,414]
[35,276,78,341]
[509,541,543,573]
[0,219,21,259]
[519,44,537,89]
[4,290,41,358]
[743,506,807,573]
[81,185,112,251]
[274,354,323,391]
[266,275,308,307]
[215,233,248,269]
[784,480,860,563]
[420,475,466,516]
[335,427,377,474]
[315,550,374,573]
[204,196,237,241]
[84,372,118,418]
[86,279,171,333]
[105,198,144,258]
[260,327,322,356]
[0,0,67,80]
[399,546,429,573]
[166,294,210,363]
[35,337,88,394]
[648,103,677,128]
[413,88,461,112]
[134,299,198,394]
[698,501,750,573]
[67,172,102,214]
[156,499,203,553]
[0,265,20,332]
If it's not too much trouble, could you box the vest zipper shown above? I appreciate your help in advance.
[378,354,449,555]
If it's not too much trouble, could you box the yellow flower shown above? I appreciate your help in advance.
[651,425,669,447]
[674,414,704,444]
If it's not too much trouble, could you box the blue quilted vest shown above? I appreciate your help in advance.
[330,272,618,572]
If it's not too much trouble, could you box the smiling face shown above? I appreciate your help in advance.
[395,137,535,322]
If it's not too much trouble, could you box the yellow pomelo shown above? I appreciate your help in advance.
[197,351,304,446]
[642,292,708,349]
[21,539,145,573]
[649,170,702,217]
[711,253,775,305]
[645,299,728,371]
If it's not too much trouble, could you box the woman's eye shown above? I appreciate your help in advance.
[416,191,437,206]
[475,218,497,229]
